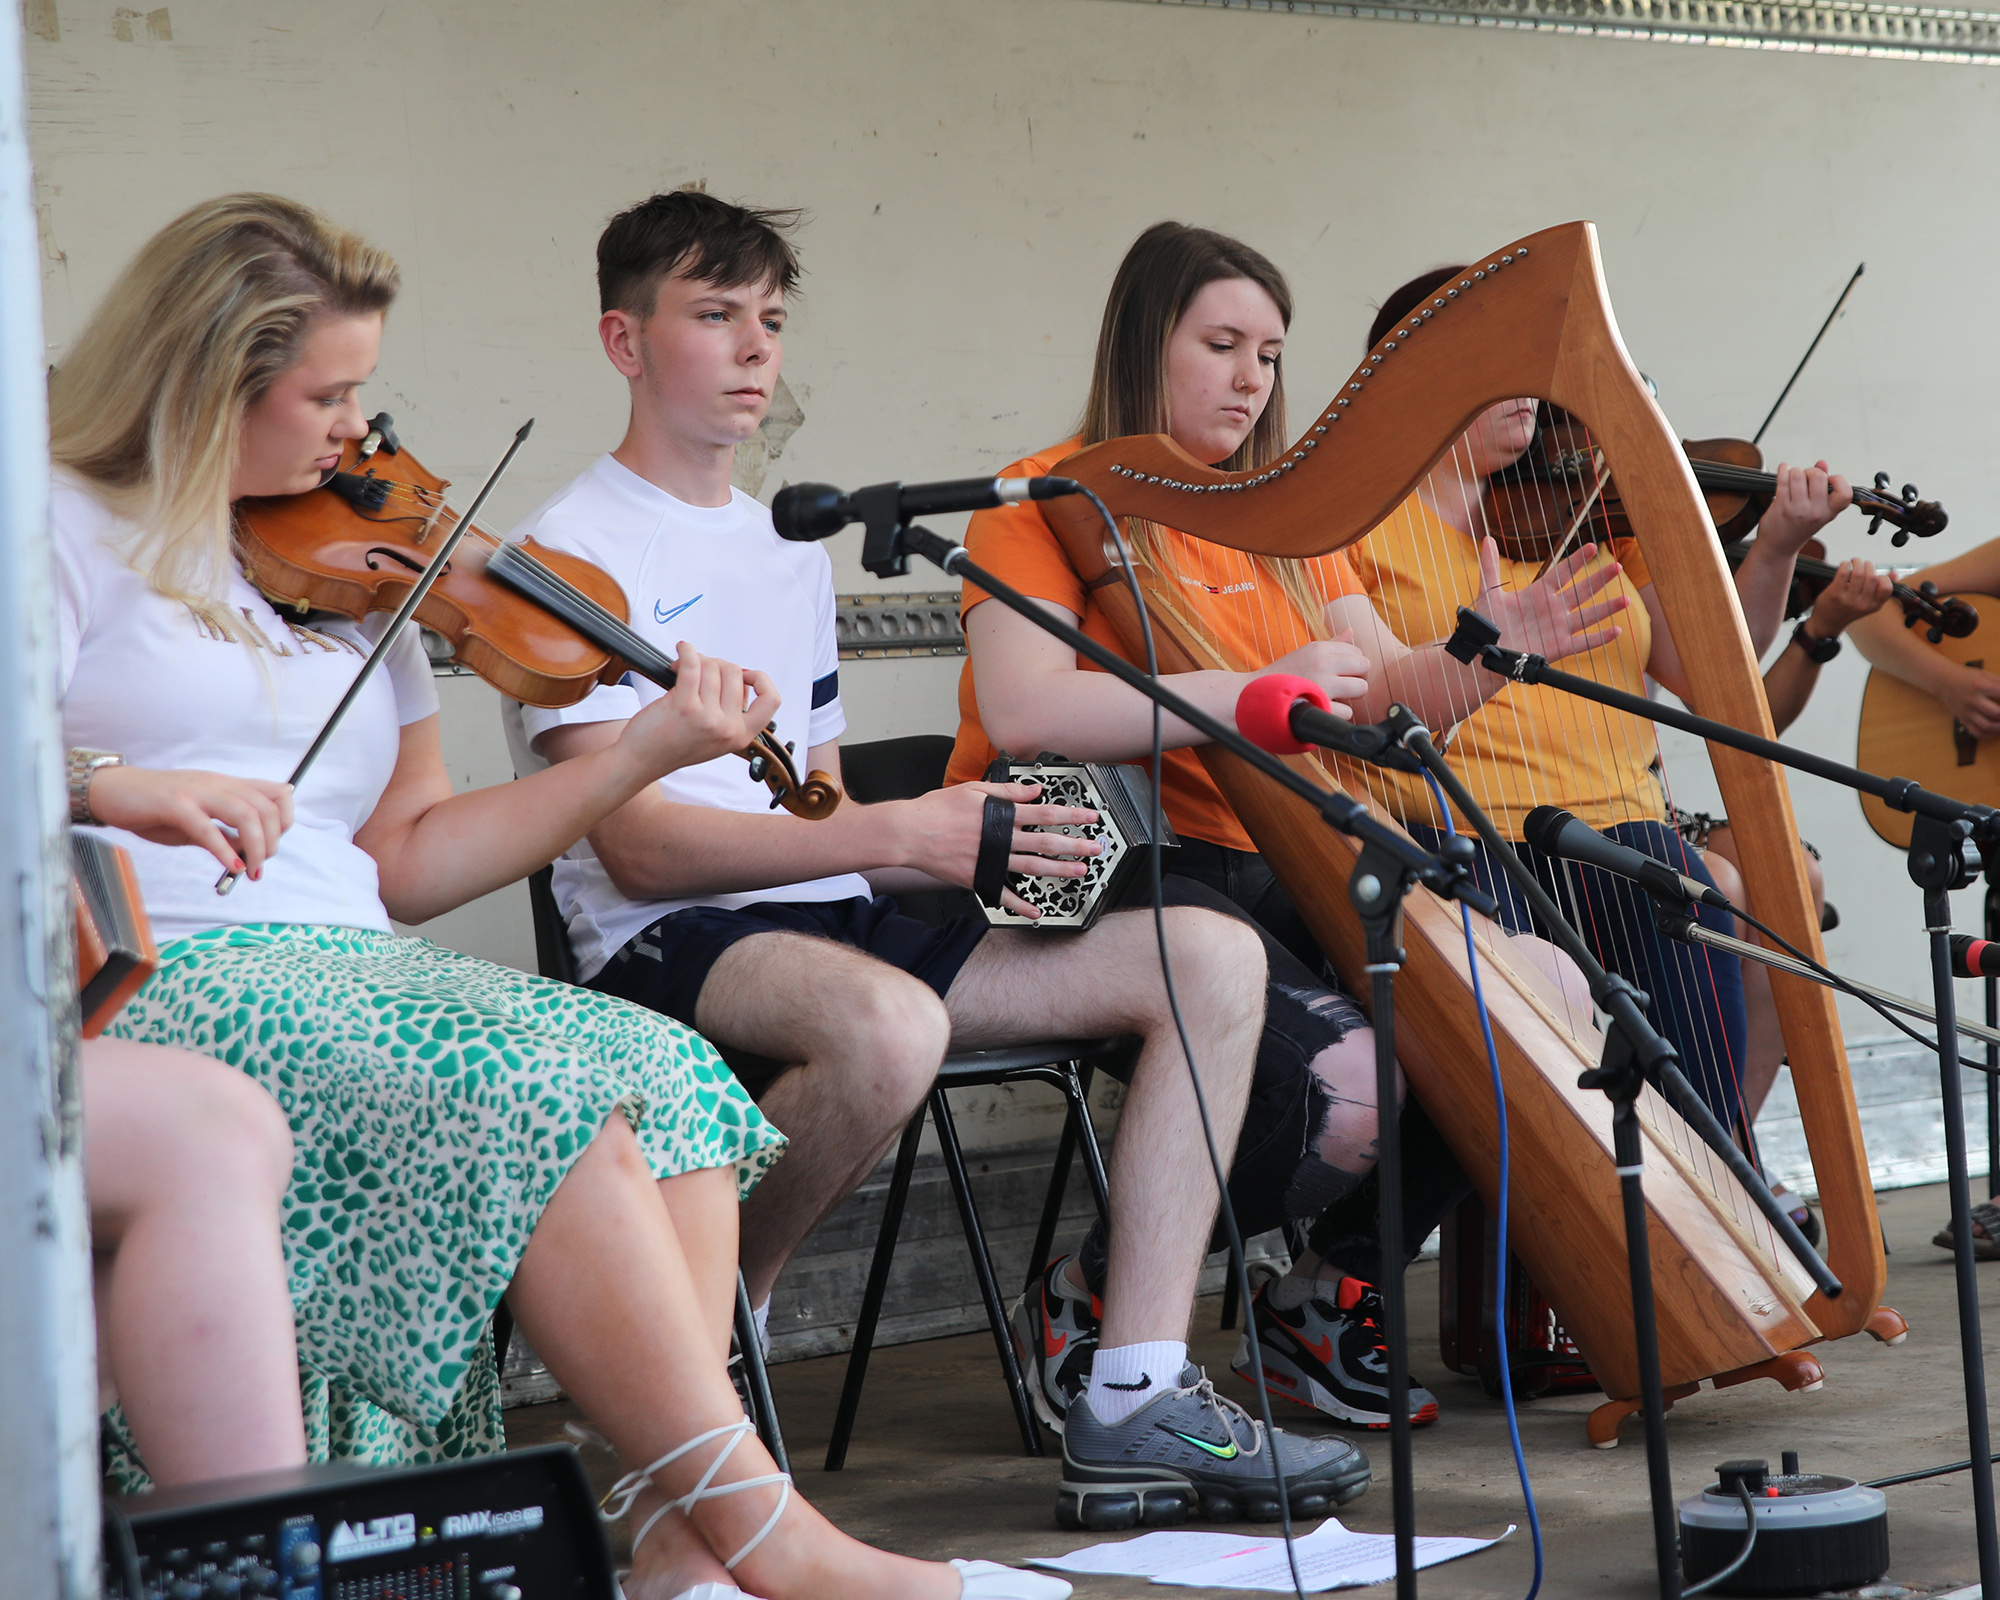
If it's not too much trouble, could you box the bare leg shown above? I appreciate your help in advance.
[944,905,1266,1349]
[507,1118,957,1600]
[695,934,950,1308]
[84,1038,305,1486]
[659,1171,738,1365]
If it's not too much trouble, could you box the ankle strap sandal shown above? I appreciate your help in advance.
[602,1418,793,1569]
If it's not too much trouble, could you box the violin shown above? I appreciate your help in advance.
[1485,404,1948,565]
[235,414,840,821]
[1718,535,1979,642]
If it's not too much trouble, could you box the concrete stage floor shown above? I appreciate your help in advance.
[511,1182,1998,1597]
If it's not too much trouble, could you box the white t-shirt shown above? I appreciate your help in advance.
[509,454,863,980]
[53,474,440,944]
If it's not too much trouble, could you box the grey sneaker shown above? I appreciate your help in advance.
[1056,1366,1372,1530]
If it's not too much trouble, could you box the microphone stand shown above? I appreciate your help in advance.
[1372,705,1716,1600]
[1447,606,2000,1600]
[854,508,1497,1600]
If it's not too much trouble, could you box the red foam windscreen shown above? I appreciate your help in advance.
[1235,673,1332,757]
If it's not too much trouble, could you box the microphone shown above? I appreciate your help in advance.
[1233,674,1422,773]
[772,476,1083,541]
[1952,934,2000,979]
[1522,805,1733,912]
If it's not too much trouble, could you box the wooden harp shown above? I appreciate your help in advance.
[1041,221,1900,1445]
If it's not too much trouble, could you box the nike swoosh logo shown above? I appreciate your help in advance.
[653,594,703,626]
[1045,1329,1068,1357]
[1161,1427,1238,1460]
[1303,1332,1335,1366]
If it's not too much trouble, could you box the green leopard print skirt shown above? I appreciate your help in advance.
[101,922,784,1486]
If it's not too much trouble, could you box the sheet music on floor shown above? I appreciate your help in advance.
[1028,1518,1513,1591]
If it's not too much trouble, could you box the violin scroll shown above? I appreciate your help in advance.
[1869,471,1949,546]
[1905,580,1979,644]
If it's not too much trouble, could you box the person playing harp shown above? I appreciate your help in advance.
[1342,266,1851,1232]
[949,222,1621,1432]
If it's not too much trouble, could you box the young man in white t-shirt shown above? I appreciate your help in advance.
[511,190,1372,1530]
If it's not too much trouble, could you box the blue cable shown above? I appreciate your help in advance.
[1422,770,1544,1600]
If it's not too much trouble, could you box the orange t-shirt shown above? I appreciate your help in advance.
[1344,494,1664,839]
[946,440,1367,852]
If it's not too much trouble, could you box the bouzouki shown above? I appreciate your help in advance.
[1043,221,1902,1446]
[1856,597,2000,849]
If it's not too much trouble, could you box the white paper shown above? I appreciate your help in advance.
[1027,1529,1287,1577]
[1152,1519,1515,1592]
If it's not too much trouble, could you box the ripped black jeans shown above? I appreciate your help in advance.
[1076,839,1462,1294]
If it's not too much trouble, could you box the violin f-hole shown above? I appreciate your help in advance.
[364,545,430,575]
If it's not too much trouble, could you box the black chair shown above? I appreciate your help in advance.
[522,866,790,1476]
[821,736,1123,1469]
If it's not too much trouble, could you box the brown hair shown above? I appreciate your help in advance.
[1080,220,1292,468]
[597,189,803,318]
[1079,222,1331,632]
[49,193,399,638]
[1367,266,1467,353]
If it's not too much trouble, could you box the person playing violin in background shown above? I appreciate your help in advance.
[56,191,1066,1600]
[1680,552,1892,1189]
[1345,265,1853,1228]
[952,221,1619,1437]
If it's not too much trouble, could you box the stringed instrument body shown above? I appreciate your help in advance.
[1043,222,1897,1444]
[73,832,156,1037]
[1856,596,2000,848]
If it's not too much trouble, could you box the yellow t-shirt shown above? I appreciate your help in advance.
[1345,495,1665,840]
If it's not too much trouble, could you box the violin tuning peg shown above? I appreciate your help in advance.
[1903,483,1920,505]
[1892,528,1912,549]
[1930,627,1947,645]
[1874,471,1893,493]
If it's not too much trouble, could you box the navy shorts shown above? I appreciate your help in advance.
[589,895,988,1096]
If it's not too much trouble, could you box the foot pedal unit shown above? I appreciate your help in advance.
[103,1443,614,1599]
[1677,1454,1889,1596]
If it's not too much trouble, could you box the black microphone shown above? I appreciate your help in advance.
[772,476,1083,541]
[1952,934,2000,979]
[1522,805,1733,911]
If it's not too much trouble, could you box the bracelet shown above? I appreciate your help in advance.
[68,748,123,825]
[1790,620,1842,665]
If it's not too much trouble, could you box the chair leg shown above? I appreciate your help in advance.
[734,1271,789,1477]
[931,1085,1045,1457]
[1027,1091,1084,1288]
[825,1109,927,1472]
[1071,1064,1113,1223]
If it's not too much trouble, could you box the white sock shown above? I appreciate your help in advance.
[753,1299,771,1358]
[1270,1270,1340,1311]
[1086,1340,1187,1425]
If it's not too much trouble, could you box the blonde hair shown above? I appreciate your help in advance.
[49,193,399,637]
[1080,222,1329,636]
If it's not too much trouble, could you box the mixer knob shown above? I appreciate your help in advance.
[167,1581,203,1600]
[202,1542,230,1561]
[485,1585,523,1600]
[288,1541,320,1573]
[243,1566,278,1597]
[204,1575,242,1599]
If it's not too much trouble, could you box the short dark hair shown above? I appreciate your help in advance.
[1366,265,1468,353]
[596,190,803,317]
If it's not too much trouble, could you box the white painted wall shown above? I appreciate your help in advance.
[26,0,2000,1045]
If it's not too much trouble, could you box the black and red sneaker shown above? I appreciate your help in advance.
[1009,1255,1102,1434]
[1232,1271,1440,1429]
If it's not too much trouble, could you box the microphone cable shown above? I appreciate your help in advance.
[1084,486,1309,1600]
[1421,771,1545,1600]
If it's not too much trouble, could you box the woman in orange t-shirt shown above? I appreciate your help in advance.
[950,221,1618,1431]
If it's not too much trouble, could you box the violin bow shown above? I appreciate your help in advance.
[214,418,535,895]
[1752,262,1864,447]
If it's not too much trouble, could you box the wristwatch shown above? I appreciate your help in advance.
[68,748,123,825]
[1791,620,1842,665]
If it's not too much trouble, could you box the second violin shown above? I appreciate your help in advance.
[1485,403,1947,565]
[236,414,840,821]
